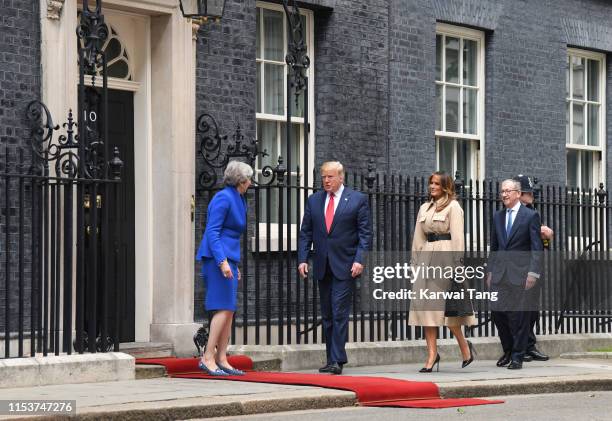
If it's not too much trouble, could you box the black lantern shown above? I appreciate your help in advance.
[178,0,227,21]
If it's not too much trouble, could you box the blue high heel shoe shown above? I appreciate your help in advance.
[217,363,245,376]
[198,361,229,376]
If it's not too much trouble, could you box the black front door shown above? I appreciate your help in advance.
[106,89,136,342]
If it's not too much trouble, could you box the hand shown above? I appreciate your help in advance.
[541,225,554,240]
[298,263,309,279]
[525,275,537,290]
[237,267,241,281]
[486,272,492,289]
[220,260,233,279]
[351,262,363,278]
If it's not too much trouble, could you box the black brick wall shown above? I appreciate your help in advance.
[0,0,40,332]
[194,0,612,321]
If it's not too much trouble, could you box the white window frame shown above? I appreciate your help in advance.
[435,23,485,182]
[566,48,606,190]
[254,1,315,251]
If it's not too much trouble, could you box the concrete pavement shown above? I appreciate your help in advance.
[2,357,612,420]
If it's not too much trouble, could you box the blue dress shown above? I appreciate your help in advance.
[196,186,247,311]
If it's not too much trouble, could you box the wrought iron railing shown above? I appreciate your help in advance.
[195,168,612,346]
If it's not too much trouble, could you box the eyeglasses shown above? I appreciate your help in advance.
[499,189,519,195]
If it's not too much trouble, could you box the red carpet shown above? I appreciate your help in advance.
[136,357,503,409]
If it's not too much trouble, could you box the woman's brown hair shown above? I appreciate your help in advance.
[427,171,456,211]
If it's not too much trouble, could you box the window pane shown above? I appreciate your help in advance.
[565,101,570,144]
[587,104,599,146]
[445,36,459,84]
[263,9,284,61]
[463,88,477,134]
[257,121,278,170]
[256,8,261,59]
[456,140,472,182]
[445,86,460,132]
[463,39,477,86]
[572,56,584,100]
[581,151,593,189]
[572,103,584,145]
[565,55,570,99]
[280,123,301,173]
[587,59,599,102]
[256,62,262,113]
[436,34,442,81]
[264,63,284,115]
[107,59,129,79]
[435,84,442,131]
[437,137,454,174]
[567,149,578,188]
[283,174,299,223]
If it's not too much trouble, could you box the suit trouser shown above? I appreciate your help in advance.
[491,281,533,361]
[318,263,354,365]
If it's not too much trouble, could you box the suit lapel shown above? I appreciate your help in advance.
[506,205,525,246]
[497,210,508,249]
[328,187,351,235]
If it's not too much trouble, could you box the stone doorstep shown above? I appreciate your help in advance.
[230,333,612,371]
[120,342,174,359]
[134,354,282,379]
[0,353,135,389]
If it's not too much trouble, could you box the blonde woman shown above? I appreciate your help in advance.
[409,171,476,372]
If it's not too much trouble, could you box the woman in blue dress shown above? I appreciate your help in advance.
[196,161,253,376]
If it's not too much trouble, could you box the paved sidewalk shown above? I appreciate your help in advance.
[2,358,612,420]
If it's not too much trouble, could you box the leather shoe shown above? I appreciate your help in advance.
[526,348,549,361]
[507,360,523,370]
[318,364,332,373]
[496,352,512,367]
[327,362,343,375]
[522,354,533,362]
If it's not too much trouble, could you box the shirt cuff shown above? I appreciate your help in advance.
[528,272,540,279]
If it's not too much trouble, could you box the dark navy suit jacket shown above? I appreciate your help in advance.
[489,204,543,286]
[298,187,371,281]
[196,186,246,264]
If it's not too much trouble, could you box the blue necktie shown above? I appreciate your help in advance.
[506,209,513,236]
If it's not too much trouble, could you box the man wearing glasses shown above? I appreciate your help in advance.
[486,179,544,370]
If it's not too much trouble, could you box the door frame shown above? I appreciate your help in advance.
[41,0,199,352]
[42,3,154,342]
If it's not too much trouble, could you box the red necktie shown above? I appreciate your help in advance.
[325,193,335,233]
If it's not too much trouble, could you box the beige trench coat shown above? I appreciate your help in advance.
[408,198,476,327]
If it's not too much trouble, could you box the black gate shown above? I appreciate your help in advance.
[0,0,124,358]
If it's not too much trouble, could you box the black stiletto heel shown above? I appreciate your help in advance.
[462,340,476,368]
[419,353,440,373]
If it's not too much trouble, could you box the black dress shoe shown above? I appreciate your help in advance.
[496,352,512,367]
[318,364,332,373]
[522,354,533,362]
[526,348,549,361]
[507,360,523,370]
[327,362,343,375]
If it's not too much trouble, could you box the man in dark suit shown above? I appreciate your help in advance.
[487,178,543,370]
[298,161,371,375]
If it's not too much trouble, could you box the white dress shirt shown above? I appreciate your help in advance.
[324,184,344,215]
